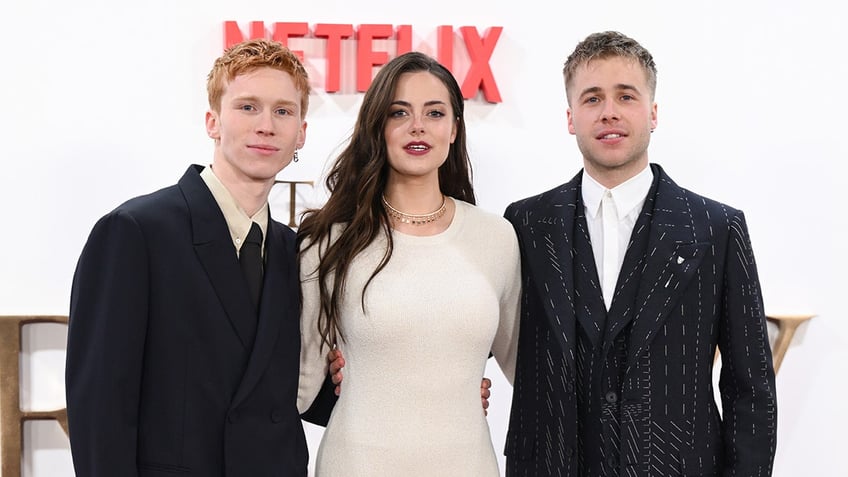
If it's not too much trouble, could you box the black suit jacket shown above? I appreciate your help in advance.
[66,165,329,477]
[503,164,777,476]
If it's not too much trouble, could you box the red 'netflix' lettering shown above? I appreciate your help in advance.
[314,24,354,93]
[459,26,502,103]
[437,26,454,71]
[271,22,309,60]
[396,25,413,56]
[356,24,393,92]
[223,21,503,102]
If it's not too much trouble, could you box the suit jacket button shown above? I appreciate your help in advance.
[270,409,283,423]
[228,411,239,423]
[605,391,618,404]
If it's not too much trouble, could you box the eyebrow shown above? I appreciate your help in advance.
[231,95,299,108]
[579,83,642,97]
[390,99,448,108]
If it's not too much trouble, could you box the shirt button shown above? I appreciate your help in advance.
[605,391,618,404]
[607,456,617,467]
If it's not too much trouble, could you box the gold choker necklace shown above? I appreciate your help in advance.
[382,194,447,225]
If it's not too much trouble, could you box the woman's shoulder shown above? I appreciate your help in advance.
[452,199,517,250]
[454,199,513,232]
[451,200,520,271]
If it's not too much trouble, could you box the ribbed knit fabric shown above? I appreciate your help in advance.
[298,199,521,476]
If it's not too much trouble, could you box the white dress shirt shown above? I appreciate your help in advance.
[582,166,653,309]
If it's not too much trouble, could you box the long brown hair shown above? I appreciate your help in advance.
[297,51,475,350]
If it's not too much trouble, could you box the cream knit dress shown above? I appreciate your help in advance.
[297,199,521,477]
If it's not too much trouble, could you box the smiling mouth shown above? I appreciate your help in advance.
[600,133,623,139]
[406,145,429,151]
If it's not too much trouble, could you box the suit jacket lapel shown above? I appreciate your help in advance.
[625,165,710,369]
[232,220,292,406]
[517,172,589,356]
[180,165,257,349]
[601,169,660,350]
[571,211,605,347]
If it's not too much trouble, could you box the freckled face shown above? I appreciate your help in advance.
[566,56,657,183]
[383,71,457,183]
[205,67,307,185]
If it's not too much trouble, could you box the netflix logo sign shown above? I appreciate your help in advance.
[224,21,504,103]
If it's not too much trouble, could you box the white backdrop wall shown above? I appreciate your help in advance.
[1,1,844,476]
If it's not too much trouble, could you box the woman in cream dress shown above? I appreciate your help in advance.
[297,52,520,477]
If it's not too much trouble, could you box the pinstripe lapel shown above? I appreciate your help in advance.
[601,172,659,352]
[625,165,710,371]
[511,173,585,357]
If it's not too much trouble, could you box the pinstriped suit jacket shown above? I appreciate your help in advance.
[503,164,776,477]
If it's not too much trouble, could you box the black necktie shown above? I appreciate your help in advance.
[240,221,263,312]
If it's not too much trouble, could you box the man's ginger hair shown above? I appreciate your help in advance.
[207,39,310,116]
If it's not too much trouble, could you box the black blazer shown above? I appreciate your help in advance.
[66,165,325,477]
[503,164,777,476]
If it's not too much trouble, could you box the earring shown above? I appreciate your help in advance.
[293,150,299,162]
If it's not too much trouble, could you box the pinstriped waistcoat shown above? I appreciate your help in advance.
[573,177,657,476]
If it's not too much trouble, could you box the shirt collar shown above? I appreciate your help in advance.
[200,165,269,250]
[582,164,654,220]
